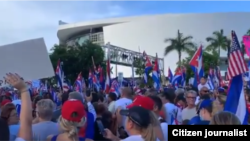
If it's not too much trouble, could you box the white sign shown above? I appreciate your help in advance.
[0,38,54,82]
[118,72,123,82]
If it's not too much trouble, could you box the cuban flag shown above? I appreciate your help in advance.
[181,66,186,87]
[189,45,204,87]
[75,72,83,93]
[92,71,100,92]
[143,51,152,83]
[62,83,69,92]
[152,54,161,91]
[207,66,215,90]
[110,80,120,96]
[50,88,61,108]
[172,67,182,89]
[98,65,105,90]
[104,58,111,94]
[88,69,93,89]
[55,60,64,90]
[168,67,173,83]
[224,31,248,125]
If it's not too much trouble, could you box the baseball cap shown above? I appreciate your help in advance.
[218,87,225,93]
[126,95,154,110]
[197,99,213,114]
[120,106,151,128]
[61,99,86,122]
[1,99,11,107]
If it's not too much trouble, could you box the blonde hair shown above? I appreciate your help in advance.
[149,111,160,126]
[129,117,156,141]
[218,95,227,106]
[141,123,156,141]
[211,101,220,117]
[210,111,241,125]
[150,111,165,141]
[58,116,86,141]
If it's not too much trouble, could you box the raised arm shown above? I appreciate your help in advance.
[5,73,32,141]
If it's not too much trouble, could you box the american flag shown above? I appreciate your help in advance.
[227,31,248,80]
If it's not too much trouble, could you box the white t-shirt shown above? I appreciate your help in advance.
[198,83,210,91]
[122,135,144,141]
[87,102,96,120]
[159,117,168,141]
[163,103,178,125]
[115,98,132,127]
[108,101,116,114]
[181,107,197,120]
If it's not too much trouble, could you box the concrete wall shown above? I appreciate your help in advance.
[103,12,250,76]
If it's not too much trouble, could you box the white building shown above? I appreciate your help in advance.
[57,12,250,77]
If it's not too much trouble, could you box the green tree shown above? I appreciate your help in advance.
[133,58,153,87]
[164,30,195,66]
[49,40,105,82]
[206,29,228,64]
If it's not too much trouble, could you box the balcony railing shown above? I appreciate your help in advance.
[66,32,104,47]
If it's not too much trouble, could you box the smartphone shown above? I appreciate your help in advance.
[96,120,105,135]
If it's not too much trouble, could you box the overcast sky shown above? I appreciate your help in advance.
[1,1,250,50]
[1,1,250,77]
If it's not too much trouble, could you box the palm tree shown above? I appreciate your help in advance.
[164,30,195,66]
[206,29,228,64]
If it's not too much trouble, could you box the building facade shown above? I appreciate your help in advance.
[57,12,250,76]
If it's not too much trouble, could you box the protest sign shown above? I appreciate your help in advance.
[0,38,54,83]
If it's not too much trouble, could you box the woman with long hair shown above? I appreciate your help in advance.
[104,106,156,141]
[210,111,241,125]
[125,95,164,141]
[47,99,86,141]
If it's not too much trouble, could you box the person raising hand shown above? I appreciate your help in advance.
[5,73,33,141]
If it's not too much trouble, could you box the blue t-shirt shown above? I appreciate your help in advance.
[188,116,201,125]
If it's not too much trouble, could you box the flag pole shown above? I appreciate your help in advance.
[91,56,95,70]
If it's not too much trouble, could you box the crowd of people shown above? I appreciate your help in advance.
[0,73,248,141]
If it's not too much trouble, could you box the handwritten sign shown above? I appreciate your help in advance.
[243,35,250,57]
[0,38,54,83]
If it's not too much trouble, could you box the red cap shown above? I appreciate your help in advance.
[1,99,11,107]
[61,99,86,122]
[127,95,154,110]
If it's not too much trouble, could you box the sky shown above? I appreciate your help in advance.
[1,1,250,77]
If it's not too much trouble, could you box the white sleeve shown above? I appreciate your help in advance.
[87,102,96,120]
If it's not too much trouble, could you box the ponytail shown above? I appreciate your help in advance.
[149,111,160,126]
[68,126,78,141]
[141,124,156,141]
[150,111,165,141]
[59,116,86,141]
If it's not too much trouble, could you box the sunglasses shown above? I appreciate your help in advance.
[203,90,209,93]
[186,96,196,99]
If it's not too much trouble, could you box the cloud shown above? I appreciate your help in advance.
[0,1,127,50]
